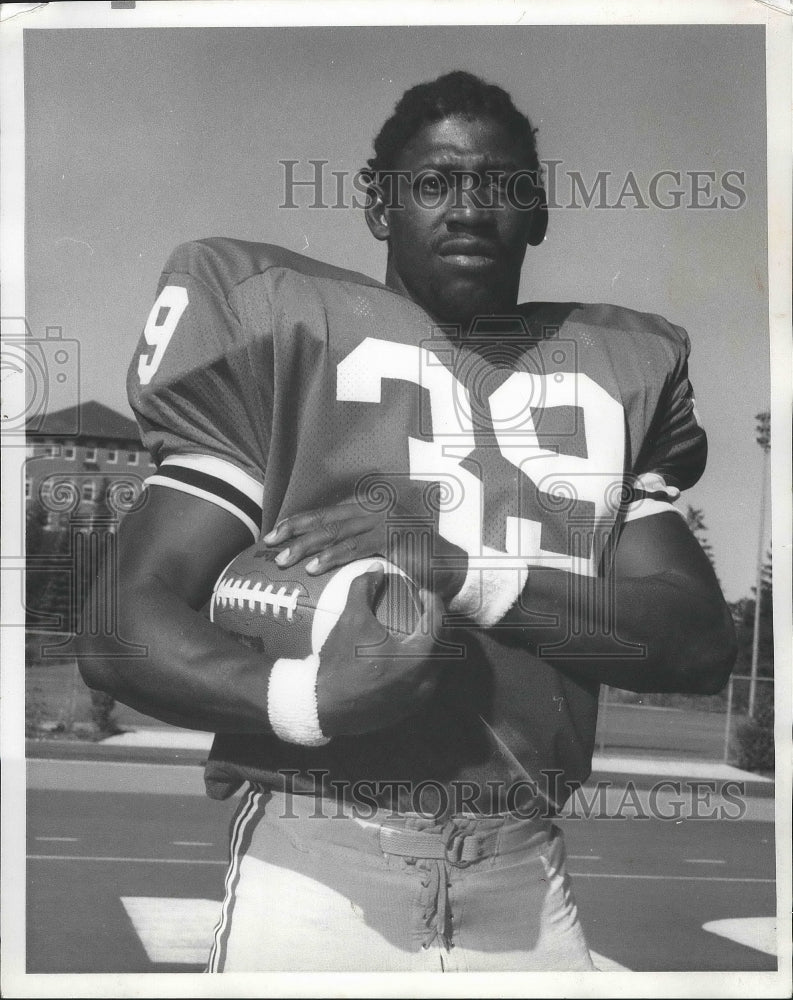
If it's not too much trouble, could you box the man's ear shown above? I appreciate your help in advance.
[363,179,390,242]
[526,187,548,247]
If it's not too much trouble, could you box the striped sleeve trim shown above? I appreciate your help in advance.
[145,454,263,540]
[623,471,684,524]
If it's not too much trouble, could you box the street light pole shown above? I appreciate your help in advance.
[748,411,770,718]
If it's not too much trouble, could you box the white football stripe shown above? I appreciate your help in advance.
[311,558,408,652]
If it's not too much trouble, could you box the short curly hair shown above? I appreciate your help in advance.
[366,70,540,178]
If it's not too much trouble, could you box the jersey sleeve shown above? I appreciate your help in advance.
[624,325,707,523]
[127,242,272,539]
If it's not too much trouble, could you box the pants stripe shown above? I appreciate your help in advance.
[207,785,266,972]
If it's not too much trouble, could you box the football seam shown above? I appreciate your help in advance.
[213,575,302,620]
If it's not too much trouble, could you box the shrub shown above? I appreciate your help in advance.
[735,687,775,773]
[89,689,121,737]
[25,682,47,737]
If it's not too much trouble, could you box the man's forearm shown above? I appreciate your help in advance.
[77,567,442,741]
[77,578,277,733]
[491,567,737,694]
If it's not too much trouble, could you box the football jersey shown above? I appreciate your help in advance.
[128,237,707,811]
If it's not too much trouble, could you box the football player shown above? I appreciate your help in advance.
[79,71,736,972]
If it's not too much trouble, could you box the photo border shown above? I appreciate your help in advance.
[1,2,790,997]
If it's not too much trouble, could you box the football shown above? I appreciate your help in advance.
[209,546,422,660]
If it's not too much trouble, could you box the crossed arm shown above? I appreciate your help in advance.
[77,486,443,739]
[265,500,738,695]
[78,486,737,743]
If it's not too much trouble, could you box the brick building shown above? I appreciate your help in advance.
[26,400,150,527]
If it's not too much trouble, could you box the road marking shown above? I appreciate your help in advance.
[684,858,726,864]
[703,917,777,955]
[28,854,226,865]
[589,950,631,971]
[34,836,79,842]
[568,855,602,861]
[121,897,218,964]
[172,841,214,847]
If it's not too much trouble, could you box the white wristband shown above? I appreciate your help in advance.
[449,549,530,626]
[267,653,331,747]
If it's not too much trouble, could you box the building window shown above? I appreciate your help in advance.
[85,446,97,462]
[63,446,75,460]
[107,449,118,464]
[82,482,95,502]
[127,450,139,466]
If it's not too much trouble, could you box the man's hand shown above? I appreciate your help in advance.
[79,487,447,739]
[264,501,467,603]
[496,512,737,694]
[316,564,445,737]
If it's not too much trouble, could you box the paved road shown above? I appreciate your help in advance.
[28,657,738,761]
[24,762,777,975]
[595,702,731,759]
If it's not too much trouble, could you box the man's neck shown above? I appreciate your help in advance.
[383,260,521,329]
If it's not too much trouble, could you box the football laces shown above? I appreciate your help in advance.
[213,576,301,620]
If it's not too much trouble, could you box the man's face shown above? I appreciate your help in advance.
[370,115,538,328]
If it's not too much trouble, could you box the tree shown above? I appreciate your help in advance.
[26,498,72,633]
[39,528,73,633]
[25,498,51,628]
[684,504,716,569]
[729,548,773,705]
[733,548,774,771]
[26,496,48,556]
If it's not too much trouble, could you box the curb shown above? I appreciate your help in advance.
[25,737,208,767]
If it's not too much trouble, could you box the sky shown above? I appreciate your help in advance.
[23,23,770,601]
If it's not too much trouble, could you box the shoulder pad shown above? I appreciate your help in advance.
[163,237,384,303]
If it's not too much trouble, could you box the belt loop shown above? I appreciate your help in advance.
[445,832,466,865]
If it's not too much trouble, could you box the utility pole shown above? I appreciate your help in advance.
[748,411,770,718]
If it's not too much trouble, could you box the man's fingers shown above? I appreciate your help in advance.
[272,520,371,568]
[264,503,364,545]
[344,564,386,614]
[265,507,377,568]
[305,537,379,575]
[417,587,443,632]
[398,587,443,655]
[263,509,325,545]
